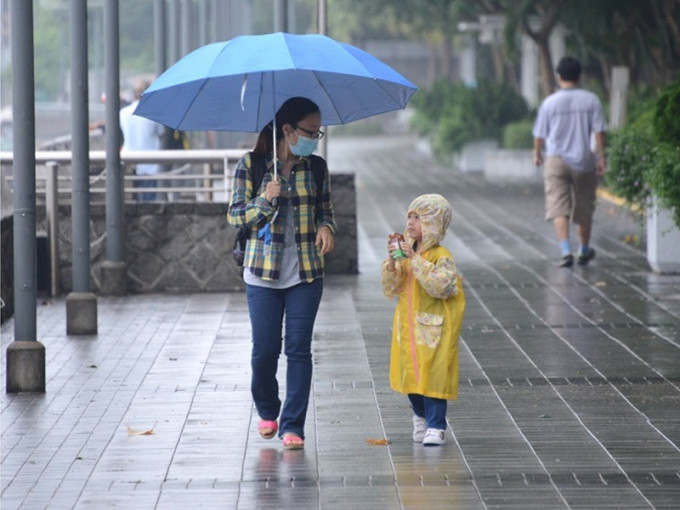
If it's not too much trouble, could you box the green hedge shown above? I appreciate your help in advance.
[501,119,534,149]
[605,77,680,228]
[411,79,529,161]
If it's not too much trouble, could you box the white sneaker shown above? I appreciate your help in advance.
[412,415,427,442]
[422,428,446,446]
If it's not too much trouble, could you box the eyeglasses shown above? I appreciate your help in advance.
[293,124,325,140]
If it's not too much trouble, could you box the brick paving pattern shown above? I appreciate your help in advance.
[2,135,679,509]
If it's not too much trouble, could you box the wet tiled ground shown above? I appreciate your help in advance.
[2,135,679,509]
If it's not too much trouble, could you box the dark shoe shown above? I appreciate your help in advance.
[577,248,596,266]
[559,254,574,268]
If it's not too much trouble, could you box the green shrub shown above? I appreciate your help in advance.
[653,79,680,146]
[410,79,529,161]
[502,119,534,149]
[605,115,655,213]
[606,77,680,228]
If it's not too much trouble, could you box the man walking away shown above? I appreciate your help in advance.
[533,56,607,268]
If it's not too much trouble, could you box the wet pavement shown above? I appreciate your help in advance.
[2,135,680,509]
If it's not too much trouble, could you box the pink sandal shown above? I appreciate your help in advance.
[282,433,304,450]
[258,420,278,440]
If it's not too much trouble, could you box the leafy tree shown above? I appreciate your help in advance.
[331,0,473,80]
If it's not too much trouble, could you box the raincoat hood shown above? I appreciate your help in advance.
[405,194,451,252]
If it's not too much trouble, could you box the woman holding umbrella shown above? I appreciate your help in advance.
[228,97,336,450]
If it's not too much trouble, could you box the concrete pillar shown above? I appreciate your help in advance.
[521,34,539,107]
[198,0,209,47]
[610,66,629,129]
[549,25,566,71]
[460,34,477,87]
[168,0,180,64]
[274,0,288,32]
[7,0,45,393]
[68,0,97,335]
[154,0,167,75]
[180,0,192,57]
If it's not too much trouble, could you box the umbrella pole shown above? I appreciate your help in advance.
[271,72,277,181]
[272,116,277,180]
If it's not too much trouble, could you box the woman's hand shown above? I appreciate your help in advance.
[264,179,281,203]
[316,225,335,255]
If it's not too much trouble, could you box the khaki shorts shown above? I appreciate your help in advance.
[544,156,597,226]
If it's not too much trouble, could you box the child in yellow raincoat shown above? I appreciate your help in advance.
[381,194,465,446]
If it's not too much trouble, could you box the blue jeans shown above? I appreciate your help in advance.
[246,279,323,439]
[408,394,447,430]
[136,178,157,201]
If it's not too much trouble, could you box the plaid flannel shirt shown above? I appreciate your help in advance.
[227,153,336,282]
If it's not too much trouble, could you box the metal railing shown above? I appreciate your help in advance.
[1,149,247,296]
[1,148,247,200]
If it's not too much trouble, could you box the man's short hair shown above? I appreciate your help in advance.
[556,57,581,82]
[134,80,151,100]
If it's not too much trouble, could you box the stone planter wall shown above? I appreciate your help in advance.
[453,139,498,173]
[484,149,541,182]
[647,198,680,274]
[33,173,357,294]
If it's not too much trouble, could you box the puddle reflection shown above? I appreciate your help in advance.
[247,447,319,509]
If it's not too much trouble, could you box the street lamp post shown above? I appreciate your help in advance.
[6,0,46,393]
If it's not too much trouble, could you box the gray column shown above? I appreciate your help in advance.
[180,0,192,57]
[6,0,45,393]
[198,0,209,47]
[101,0,127,296]
[520,34,539,107]
[274,0,288,32]
[67,0,97,335]
[610,66,629,129]
[168,0,180,64]
[460,34,477,87]
[154,0,167,75]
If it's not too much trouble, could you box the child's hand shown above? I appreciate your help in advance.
[400,241,415,258]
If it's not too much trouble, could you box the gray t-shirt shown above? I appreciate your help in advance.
[533,87,606,172]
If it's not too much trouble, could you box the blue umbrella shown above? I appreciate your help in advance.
[134,32,418,133]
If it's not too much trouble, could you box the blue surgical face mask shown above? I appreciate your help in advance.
[289,134,318,156]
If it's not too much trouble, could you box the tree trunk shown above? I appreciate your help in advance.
[522,3,560,99]
[535,38,555,97]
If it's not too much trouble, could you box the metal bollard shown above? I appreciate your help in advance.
[45,161,60,296]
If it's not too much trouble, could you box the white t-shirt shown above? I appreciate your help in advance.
[533,88,606,172]
[119,100,164,176]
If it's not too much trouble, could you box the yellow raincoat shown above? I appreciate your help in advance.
[381,194,465,400]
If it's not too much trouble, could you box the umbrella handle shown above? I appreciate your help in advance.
[271,197,278,208]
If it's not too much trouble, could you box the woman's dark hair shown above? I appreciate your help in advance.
[252,97,320,156]
[556,57,581,82]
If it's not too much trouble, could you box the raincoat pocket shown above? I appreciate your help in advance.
[414,311,443,348]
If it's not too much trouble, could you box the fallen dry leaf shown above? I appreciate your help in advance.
[366,438,391,446]
[623,234,640,245]
[127,421,157,436]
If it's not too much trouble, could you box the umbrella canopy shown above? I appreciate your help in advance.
[134,32,418,132]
